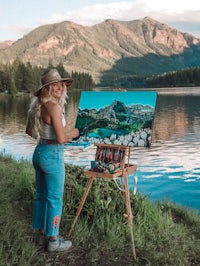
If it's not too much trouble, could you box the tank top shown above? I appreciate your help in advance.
[40,115,66,140]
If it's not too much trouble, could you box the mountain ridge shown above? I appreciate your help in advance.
[0,17,200,85]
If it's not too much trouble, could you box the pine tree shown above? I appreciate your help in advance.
[10,75,17,96]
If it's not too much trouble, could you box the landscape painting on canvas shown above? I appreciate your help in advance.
[75,91,157,148]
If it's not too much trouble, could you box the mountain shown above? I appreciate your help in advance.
[0,40,14,50]
[0,17,200,86]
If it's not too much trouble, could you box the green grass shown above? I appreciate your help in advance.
[0,153,200,265]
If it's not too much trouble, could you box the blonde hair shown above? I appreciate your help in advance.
[27,83,68,140]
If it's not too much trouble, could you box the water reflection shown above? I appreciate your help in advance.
[0,88,200,214]
[153,94,200,141]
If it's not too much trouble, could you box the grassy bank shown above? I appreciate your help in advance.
[0,154,200,266]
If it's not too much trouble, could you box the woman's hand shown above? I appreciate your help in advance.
[67,128,79,141]
[71,128,79,138]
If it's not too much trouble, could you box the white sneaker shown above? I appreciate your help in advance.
[47,236,72,253]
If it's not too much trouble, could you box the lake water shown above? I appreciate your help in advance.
[0,87,200,214]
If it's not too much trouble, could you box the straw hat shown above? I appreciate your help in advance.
[34,68,73,96]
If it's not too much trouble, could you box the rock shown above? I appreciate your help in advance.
[138,139,145,147]
[128,142,135,147]
[125,134,132,142]
[140,131,147,140]
[123,139,129,146]
[110,134,116,141]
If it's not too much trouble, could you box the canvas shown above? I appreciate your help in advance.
[74,91,157,148]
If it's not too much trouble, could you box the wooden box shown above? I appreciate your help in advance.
[84,143,137,179]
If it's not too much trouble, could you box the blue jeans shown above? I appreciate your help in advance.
[32,141,65,237]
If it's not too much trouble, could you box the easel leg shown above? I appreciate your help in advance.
[123,173,137,260]
[68,176,95,237]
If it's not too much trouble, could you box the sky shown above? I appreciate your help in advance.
[0,0,200,42]
[79,91,157,109]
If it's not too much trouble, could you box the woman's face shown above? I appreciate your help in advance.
[50,81,65,99]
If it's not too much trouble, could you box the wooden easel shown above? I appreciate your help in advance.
[68,143,137,260]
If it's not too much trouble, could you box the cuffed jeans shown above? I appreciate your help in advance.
[32,141,65,237]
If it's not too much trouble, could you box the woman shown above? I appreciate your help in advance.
[26,68,79,252]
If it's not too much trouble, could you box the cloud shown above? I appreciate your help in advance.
[141,0,200,12]
[2,1,200,40]
[38,1,200,37]
[0,24,32,40]
[39,2,136,26]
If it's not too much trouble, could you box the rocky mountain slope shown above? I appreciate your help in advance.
[0,40,14,49]
[0,17,200,85]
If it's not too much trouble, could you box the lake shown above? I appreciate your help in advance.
[0,87,200,214]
